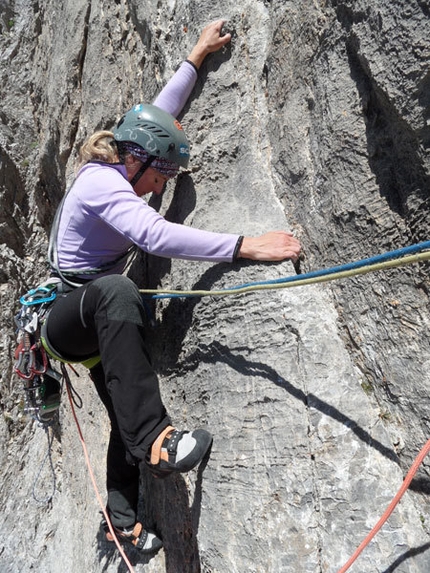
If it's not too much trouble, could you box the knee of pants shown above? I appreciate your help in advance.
[90,275,145,324]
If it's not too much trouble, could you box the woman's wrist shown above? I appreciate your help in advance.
[236,237,256,260]
[185,47,207,70]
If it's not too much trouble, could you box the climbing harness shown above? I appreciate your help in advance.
[13,276,90,509]
[13,280,63,425]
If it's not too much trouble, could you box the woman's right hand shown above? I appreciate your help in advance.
[239,231,302,263]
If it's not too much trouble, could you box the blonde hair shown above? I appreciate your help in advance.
[76,130,119,171]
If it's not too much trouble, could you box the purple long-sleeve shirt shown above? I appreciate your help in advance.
[56,62,240,277]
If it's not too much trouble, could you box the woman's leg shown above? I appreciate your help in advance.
[90,362,140,529]
[46,274,171,459]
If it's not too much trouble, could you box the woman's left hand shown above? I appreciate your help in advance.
[187,20,231,69]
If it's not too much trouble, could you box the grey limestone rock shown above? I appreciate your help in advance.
[0,1,429,572]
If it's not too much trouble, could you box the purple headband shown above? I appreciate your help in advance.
[120,142,179,178]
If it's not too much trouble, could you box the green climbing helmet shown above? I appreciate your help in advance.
[113,103,190,168]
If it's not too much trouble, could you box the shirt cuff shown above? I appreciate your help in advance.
[232,236,244,261]
[184,59,199,74]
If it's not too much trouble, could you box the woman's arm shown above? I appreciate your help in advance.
[153,20,231,117]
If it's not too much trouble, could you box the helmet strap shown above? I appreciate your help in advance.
[130,155,155,187]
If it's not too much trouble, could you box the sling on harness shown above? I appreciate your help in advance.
[13,277,97,428]
[14,281,62,425]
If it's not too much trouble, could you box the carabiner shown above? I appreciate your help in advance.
[20,286,57,306]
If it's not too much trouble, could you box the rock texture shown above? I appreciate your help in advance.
[1,1,429,572]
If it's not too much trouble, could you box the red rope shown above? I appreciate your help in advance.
[337,438,430,573]
[64,368,135,573]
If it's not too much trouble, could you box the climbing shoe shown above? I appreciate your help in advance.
[38,372,62,424]
[146,425,213,478]
[102,519,163,554]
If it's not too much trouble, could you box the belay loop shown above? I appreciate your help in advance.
[14,281,63,425]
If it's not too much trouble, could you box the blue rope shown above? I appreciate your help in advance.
[143,240,430,300]
[229,240,430,288]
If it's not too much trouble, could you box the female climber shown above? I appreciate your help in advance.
[43,20,302,552]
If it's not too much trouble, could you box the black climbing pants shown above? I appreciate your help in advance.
[45,274,170,528]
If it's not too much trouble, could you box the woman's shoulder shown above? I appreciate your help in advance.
[77,162,130,193]
[77,161,128,179]
[72,162,136,208]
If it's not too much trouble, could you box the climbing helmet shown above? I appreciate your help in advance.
[113,103,190,168]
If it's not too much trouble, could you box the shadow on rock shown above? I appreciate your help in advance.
[182,341,400,465]
[139,446,212,573]
[381,541,430,573]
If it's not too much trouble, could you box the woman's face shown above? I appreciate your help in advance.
[133,167,170,197]
[125,156,172,197]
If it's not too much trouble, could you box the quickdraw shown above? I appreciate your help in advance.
[14,281,63,425]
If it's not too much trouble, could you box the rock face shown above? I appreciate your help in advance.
[1,1,429,572]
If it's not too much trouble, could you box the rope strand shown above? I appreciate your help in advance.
[139,242,430,299]
[40,240,430,572]
[136,240,430,571]
[61,364,135,573]
[337,439,430,573]
[32,425,56,504]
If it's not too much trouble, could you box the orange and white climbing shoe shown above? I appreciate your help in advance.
[103,519,163,554]
[146,425,213,478]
